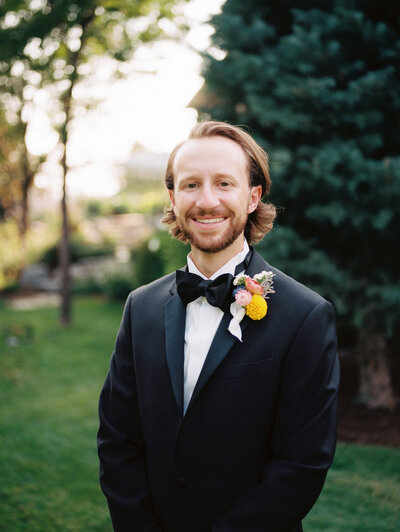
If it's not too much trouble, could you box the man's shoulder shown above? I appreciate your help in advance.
[252,250,330,313]
[271,265,326,306]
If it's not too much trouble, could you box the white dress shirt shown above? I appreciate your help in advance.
[183,240,250,413]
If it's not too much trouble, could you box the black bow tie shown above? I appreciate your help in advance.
[176,249,252,312]
[176,271,234,312]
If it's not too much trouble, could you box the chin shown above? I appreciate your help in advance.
[189,231,242,254]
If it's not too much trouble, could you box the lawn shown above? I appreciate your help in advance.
[0,297,399,531]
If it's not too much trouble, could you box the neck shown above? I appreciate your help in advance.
[189,235,245,278]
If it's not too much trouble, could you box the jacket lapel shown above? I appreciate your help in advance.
[164,279,186,416]
[245,248,271,278]
[186,249,270,412]
[187,311,238,411]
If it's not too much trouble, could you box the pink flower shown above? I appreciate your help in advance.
[235,289,253,307]
[244,277,264,295]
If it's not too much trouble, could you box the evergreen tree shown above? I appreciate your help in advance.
[196,0,400,408]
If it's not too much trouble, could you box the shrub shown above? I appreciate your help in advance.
[71,278,103,295]
[102,270,135,301]
[40,235,114,270]
[132,230,189,288]
[132,239,165,288]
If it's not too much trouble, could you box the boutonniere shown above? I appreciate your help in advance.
[228,271,275,342]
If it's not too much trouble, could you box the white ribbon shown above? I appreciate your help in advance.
[228,302,246,342]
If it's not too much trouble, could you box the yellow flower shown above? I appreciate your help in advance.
[246,294,267,320]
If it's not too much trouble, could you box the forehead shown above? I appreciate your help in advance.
[173,136,248,178]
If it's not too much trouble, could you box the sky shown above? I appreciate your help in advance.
[28,0,225,198]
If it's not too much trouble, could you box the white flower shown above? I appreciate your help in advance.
[233,273,249,286]
[253,272,266,281]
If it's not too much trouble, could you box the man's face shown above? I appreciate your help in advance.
[169,136,261,254]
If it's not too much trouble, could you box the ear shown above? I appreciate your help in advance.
[169,190,176,212]
[248,185,262,214]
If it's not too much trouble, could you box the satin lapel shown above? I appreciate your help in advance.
[187,311,237,411]
[186,249,270,412]
[164,287,186,416]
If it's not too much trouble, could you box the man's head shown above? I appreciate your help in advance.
[163,121,276,252]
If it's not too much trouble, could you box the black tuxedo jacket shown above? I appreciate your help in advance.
[97,250,340,532]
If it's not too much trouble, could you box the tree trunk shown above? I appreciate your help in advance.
[20,168,34,239]
[58,80,74,326]
[357,329,396,410]
[59,144,71,326]
[57,11,95,325]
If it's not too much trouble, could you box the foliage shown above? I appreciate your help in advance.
[82,187,166,221]
[0,219,24,289]
[197,0,400,344]
[0,298,399,531]
[0,0,189,322]
[0,111,23,219]
[0,0,189,156]
[98,229,189,301]
[101,268,135,301]
[132,228,189,288]
[0,73,42,233]
[157,227,190,272]
[0,217,58,290]
[71,276,103,295]
[39,233,114,270]
[133,237,166,287]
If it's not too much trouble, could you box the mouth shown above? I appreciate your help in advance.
[194,217,225,225]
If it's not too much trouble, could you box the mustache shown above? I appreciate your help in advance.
[186,208,231,218]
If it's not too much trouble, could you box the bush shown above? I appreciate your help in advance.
[71,278,103,295]
[158,230,189,273]
[132,230,189,288]
[40,235,114,270]
[132,239,165,288]
[102,270,135,301]
[84,199,105,219]
[100,230,189,301]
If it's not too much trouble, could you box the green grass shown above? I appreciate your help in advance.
[304,444,400,531]
[0,297,399,531]
[0,297,122,531]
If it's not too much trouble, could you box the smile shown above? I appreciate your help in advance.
[195,218,225,224]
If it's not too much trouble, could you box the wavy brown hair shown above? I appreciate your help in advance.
[162,121,276,244]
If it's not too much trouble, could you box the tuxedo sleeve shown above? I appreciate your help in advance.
[97,293,162,532]
[213,300,340,532]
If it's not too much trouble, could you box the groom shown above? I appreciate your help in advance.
[97,121,340,532]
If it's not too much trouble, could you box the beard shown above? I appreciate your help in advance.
[175,208,248,253]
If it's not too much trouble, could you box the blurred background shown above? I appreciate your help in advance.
[0,1,399,530]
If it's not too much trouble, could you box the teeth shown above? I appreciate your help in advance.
[196,218,224,224]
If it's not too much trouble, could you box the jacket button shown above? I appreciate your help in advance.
[177,476,189,488]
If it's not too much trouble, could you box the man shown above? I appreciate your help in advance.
[97,121,340,532]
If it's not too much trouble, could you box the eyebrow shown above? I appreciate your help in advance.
[177,172,239,183]
[213,172,238,181]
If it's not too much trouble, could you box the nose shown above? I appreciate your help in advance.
[196,182,220,210]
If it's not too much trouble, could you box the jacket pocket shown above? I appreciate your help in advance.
[224,357,274,379]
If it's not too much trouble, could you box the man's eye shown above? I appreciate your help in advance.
[185,183,198,189]
[219,181,231,187]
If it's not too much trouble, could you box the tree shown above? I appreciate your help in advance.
[0,64,42,237]
[0,0,188,324]
[196,0,400,409]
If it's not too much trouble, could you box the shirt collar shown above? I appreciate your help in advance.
[187,240,250,280]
